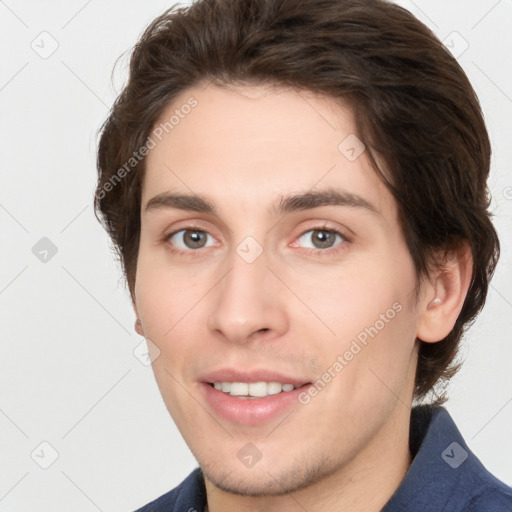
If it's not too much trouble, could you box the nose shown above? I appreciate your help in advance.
[206,246,289,345]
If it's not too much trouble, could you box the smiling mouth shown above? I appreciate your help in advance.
[201,377,312,425]
[209,381,309,398]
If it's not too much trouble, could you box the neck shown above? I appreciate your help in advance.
[204,401,412,512]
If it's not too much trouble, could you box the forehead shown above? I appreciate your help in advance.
[142,83,395,220]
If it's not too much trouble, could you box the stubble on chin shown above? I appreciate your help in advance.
[201,452,340,498]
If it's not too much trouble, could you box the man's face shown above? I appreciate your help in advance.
[134,83,424,495]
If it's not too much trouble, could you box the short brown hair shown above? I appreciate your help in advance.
[95,0,499,401]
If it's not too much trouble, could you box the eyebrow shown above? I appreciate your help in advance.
[145,192,216,214]
[144,188,379,216]
[272,189,378,216]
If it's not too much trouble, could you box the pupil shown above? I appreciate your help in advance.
[313,230,334,249]
[185,230,206,248]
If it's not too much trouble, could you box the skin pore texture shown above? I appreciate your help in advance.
[133,82,472,512]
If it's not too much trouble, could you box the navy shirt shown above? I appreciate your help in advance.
[134,406,512,511]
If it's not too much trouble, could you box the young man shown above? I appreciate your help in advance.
[95,0,511,510]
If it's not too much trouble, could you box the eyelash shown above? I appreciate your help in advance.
[163,223,350,257]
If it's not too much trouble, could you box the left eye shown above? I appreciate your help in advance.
[296,228,345,250]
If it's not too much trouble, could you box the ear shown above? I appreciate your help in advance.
[134,318,145,336]
[133,301,146,337]
[416,242,473,343]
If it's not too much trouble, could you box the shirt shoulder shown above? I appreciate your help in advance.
[450,420,512,512]
[133,467,206,512]
[382,406,512,512]
[462,481,512,512]
[133,489,177,512]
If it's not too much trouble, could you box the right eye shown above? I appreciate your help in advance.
[166,228,217,252]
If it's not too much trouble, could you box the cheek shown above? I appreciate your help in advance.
[134,250,202,412]
[288,254,414,340]
[289,247,418,385]
[134,246,203,337]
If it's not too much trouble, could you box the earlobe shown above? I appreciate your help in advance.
[133,297,145,336]
[417,243,473,343]
[135,318,145,336]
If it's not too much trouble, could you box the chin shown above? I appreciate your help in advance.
[200,452,337,497]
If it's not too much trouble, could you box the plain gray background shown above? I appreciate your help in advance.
[1,1,511,511]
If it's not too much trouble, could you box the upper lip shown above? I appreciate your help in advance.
[199,368,311,387]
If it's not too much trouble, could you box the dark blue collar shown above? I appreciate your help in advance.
[382,405,511,511]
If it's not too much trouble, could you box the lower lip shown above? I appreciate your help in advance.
[200,383,309,426]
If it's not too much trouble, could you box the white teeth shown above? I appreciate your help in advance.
[248,382,267,397]
[267,382,283,395]
[229,383,248,396]
[212,381,298,397]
